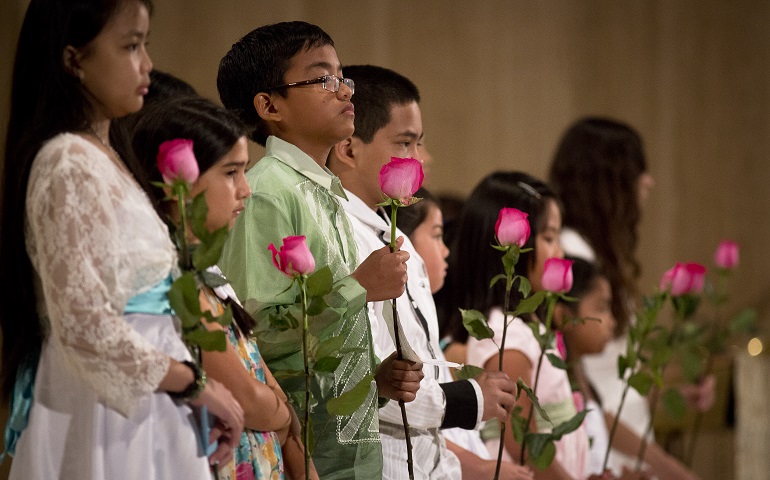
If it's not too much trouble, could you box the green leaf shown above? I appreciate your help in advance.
[517,276,532,299]
[546,352,567,370]
[305,415,316,455]
[189,191,210,242]
[489,273,507,289]
[662,388,687,419]
[316,336,345,359]
[454,365,484,380]
[193,225,229,271]
[185,328,227,351]
[510,405,526,443]
[168,272,203,329]
[628,372,654,395]
[461,309,494,340]
[528,436,556,470]
[551,409,588,438]
[617,355,629,379]
[650,345,672,370]
[681,346,704,383]
[314,355,343,373]
[730,308,758,334]
[525,432,552,459]
[517,379,551,424]
[512,290,547,316]
[307,296,330,316]
[307,266,334,298]
[326,373,375,416]
[671,294,701,319]
[199,269,229,288]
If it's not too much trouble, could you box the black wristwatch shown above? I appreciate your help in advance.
[169,360,207,400]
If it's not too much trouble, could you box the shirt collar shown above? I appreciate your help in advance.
[265,135,348,200]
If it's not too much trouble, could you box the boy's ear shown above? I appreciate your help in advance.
[253,92,281,122]
[332,137,357,169]
[62,45,84,80]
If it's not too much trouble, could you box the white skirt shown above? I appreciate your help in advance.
[10,313,211,480]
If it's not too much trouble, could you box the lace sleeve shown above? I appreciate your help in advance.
[25,136,170,416]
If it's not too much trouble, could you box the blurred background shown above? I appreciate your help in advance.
[2,1,769,478]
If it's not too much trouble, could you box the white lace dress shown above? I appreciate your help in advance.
[10,133,211,479]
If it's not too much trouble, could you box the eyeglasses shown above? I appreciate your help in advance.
[266,75,355,95]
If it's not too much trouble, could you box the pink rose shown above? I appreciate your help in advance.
[555,331,567,360]
[659,262,707,296]
[714,240,739,270]
[268,235,316,277]
[495,208,530,248]
[541,257,574,293]
[157,138,199,185]
[379,157,424,205]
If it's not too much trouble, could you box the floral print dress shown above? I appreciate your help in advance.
[219,322,285,480]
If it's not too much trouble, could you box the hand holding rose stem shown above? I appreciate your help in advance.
[379,157,424,479]
[268,236,316,480]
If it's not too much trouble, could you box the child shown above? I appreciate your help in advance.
[216,22,423,479]
[131,96,317,480]
[556,258,646,480]
[549,118,707,479]
[0,1,243,478]
[394,186,535,480]
[327,64,527,480]
[443,171,589,479]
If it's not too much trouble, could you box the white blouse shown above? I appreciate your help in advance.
[25,133,177,416]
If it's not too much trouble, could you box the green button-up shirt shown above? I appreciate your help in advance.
[219,136,382,479]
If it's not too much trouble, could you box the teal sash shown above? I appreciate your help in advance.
[124,275,173,315]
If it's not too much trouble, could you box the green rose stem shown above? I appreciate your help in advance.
[602,357,638,472]
[299,275,311,480]
[518,293,557,468]
[683,271,726,467]
[635,300,686,472]
[493,260,514,479]
[389,205,415,480]
[174,183,191,270]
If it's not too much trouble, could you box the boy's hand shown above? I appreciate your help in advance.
[375,351,423,401]
[475,371,517,422]
[352,237,409,302]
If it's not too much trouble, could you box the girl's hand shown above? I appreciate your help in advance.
[191,378,244,465]
[498,462,535,480]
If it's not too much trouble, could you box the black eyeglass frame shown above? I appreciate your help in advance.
[265,74,355,94]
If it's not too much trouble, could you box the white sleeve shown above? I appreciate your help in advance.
[26,138,170,416]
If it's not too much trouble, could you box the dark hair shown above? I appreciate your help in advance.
[558,257,602,312]
[0,0,153,399]
[111,69,198,181]
[548,117,647,335]
[217,21,334,146]
[130,96,255,333]
[130,96,247,214]
[386,187,438,237]
[342,64,420,143]
[440,171,559,343]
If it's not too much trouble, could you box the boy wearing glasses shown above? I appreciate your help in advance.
[328,65,532,480]
[217,21,423,479]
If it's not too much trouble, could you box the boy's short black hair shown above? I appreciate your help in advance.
[217,21,334,146]
[342,65,420,143]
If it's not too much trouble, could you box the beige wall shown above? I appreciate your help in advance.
[2,1,769,478]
